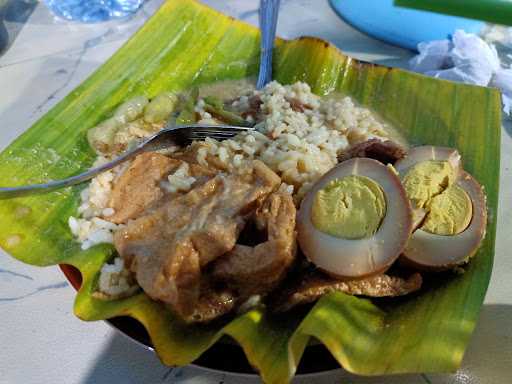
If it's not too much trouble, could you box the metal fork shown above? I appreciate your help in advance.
[0,0,280,199]
[0,124,253,199]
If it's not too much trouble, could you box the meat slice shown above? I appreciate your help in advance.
[288,97,312,113]
[212,192,297,298]
[108,152,216,224]
[273,271,422,312]
[241,95,263,120]
[108,153,179,224]
[339,139,407,165]
[114,160,280,318]
[181,284,237,324]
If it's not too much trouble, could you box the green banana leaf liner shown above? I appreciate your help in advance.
[0,1,500,383]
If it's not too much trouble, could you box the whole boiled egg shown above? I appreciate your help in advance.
[297,158,413,278]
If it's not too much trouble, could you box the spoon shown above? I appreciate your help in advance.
[256,0,281,89]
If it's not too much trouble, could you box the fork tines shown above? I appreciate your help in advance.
[188,131,240,141]
[184,124,253,141]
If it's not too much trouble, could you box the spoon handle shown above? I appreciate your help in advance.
[256,0,281,89]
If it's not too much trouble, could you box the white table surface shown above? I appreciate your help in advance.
[0,1,511,383]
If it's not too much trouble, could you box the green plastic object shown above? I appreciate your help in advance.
[396,0,512,26]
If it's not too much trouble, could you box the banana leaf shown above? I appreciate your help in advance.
[0,0,500,383]
[395,0,512,26]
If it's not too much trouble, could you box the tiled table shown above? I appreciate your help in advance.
[1,1,510,383]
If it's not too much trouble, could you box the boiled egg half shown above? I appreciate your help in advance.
[297,158,413,278]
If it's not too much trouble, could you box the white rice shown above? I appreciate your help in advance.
[68,156,127,251]
[191,81,388,198]
[68,216,123,251]
[278,182,294,195]
[160,162,196,193]
[70,81,390,297]
[94,257,139,299]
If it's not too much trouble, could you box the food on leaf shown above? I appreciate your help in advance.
[114,159,280,318]
[212,192,297,299]
[402,171,487,270]
[108,153,214,224]
[143,92,179,123]
[273,270,422,312]
[311,175,386,239]
[78,85,489,322]
[0,2,500,379]
[202,96,253,127]
[396,146,487,269]
[297,157,413,278]
[108,153,180,224]
[181,283,237,323]
[421,184,472,235]
[176,87,199,124]
[338,138,407,164]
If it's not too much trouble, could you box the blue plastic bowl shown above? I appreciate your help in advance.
[329,0,485,51]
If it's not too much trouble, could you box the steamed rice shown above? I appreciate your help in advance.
[68,156,126,251]
[69,81,391,297]
[160,162,197,193]
[192,81,388,198]
[93,257,139,299]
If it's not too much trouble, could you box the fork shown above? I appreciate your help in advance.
[0,0,280,199]
[0,124,253,199]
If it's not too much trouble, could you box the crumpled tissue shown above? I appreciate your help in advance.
[410,30,512,115]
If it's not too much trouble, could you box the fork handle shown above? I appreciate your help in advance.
[0,148,140,199]
[0,123,253,199]
[256,0,281,89]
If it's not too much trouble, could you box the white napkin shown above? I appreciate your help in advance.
[410,30,512,115]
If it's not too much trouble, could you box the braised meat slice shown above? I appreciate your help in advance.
[288,97,312,113]
[108,152,216,224]
[339,139,407,165]
[113,160,280,318]
[108,153,179,224]
[181,284,237,324]
[273,271,422,312]
[212,192,297,298]
[241,95,263,120]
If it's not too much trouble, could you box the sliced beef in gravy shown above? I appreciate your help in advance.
[339,139,407,165]
[273,271,422,312]
[212,192,297,298]
[108,152,215,224]
[180,283,237,324]
[108,153,178,224]
[114,160,280,318]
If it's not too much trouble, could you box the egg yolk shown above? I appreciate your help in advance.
[311,175,386,239]
[402,160,456,210]
[421,184,473,235]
